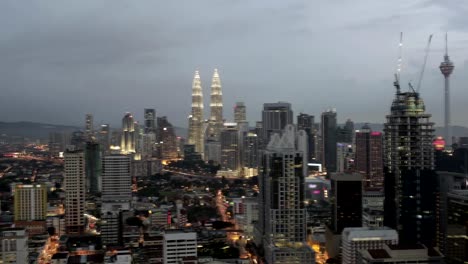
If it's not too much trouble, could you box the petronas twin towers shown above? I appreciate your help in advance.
[188,69,223,156]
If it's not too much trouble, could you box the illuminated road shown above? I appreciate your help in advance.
[38,235,59,264]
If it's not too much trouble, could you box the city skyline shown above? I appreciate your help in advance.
[1,1,468,128]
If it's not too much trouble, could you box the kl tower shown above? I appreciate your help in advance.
[439,33,455,147]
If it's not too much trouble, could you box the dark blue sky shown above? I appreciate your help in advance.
[1,0,468,128]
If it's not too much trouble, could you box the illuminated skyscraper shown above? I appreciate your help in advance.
[206,69,223,141]
[188,71,204,154]
[355,124,384,188]
[121,113,136,154]
[234,102,247,123]
[156,116,178,159]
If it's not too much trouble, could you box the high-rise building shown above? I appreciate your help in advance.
[71,130,86,150]
[187,70,204,155]
[0,228,28,264]
[156,116,178,160]
[355,124,384,188]
[85,114,94,141]
[255,124,314,263]
[234,102,247,123]
[297,113,316,161]
[242,131,259,177]
[321,109,337,173]
[337,119,354,143]
[64,150,86,234]
[342,227,398,264]
[144,108,156,133]
[121,113,136,154]
[14,184,47,221]
[163,231,197,264]
[439,33,455,146]
[101,155,132,211]
[85,142,101,195]
[98,124,110,153]
[336,142,353,173]
[362,190,385,228]
[220,123,240,175]
[261,102,293,149]
[383,88,437,247]
[330,172,363,233]
[206,69,223,141]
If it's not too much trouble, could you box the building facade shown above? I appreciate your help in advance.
[64,150,86,234]
[187,70,204,155]
[321,109,337,173]
[355,124,384,188]
[101,155,132,211]
[121,113,136,154]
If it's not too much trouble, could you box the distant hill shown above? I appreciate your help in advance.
[0,121,188,140]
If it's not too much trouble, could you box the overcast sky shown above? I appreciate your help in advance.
[1,0,468,128]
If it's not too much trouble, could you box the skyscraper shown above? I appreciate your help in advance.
[101,155,132,211]
[144,108,156,133]
[187,71,204,154]
[355,124,384,188]
[297,113,316,161]
[234,102,247,123]
[255,125,314,263]
[439,33,455,146]
[85,113,94,141]
[121,113,136,154]
[64,150,86,234]
[85,142,101,195]
[261,102,293,149]
[220,123,240,174]
[321,109,337,173]
[156,116,178,159]
[98,124,110,153]
[383,88,437,247]
[242,131,259,177]
[206,69,223,141]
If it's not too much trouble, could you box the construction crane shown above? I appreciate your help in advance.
[416,34,433,93]
[393,32,403,93]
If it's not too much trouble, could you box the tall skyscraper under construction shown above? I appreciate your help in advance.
[188,71,204,155]
[383,84,437,247]
[255,125,314,263]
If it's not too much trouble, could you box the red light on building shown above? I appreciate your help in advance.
[433,137,445,150]
[370,132,382,136]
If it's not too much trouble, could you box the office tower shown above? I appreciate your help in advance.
[297,113,316,161]
[219,123,240,176]
[321,109,337,173]
[141,132,156,159]
[14,184,47,222]
[255,124,314,264]
[383,89,436,247]
[439,33,455,146]
[336,143,353,173]
[206,69,223,141]
[242,131,259,177]
[183,144,202,162]
[234,102,247,123]
[163,231,197,264]
[362,190,385,228]
[85,142,101,195]
[101,211,120,246]
[358,244,444,263]
[85,114,94,141]
[337,119,355,143]
[297,129,309,177]
[261,102,293,150]
[355,124,384,188]
[187,70,204,155]
[134,122,143,160]
[101,155,132,211]
[121,113,136,154]
[98,124,110,153]
[330,172,363,233]
[144,108,156,133]
[0,228,28,264]
[156,116,178,159]
[64,150,86,234]
[342,227,398,264]
[239,197,259,239]
[71,130,86,150]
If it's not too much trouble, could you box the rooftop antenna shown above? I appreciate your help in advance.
[394,32,403,93]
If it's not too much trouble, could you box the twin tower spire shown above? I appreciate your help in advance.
[188,69,223,155]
